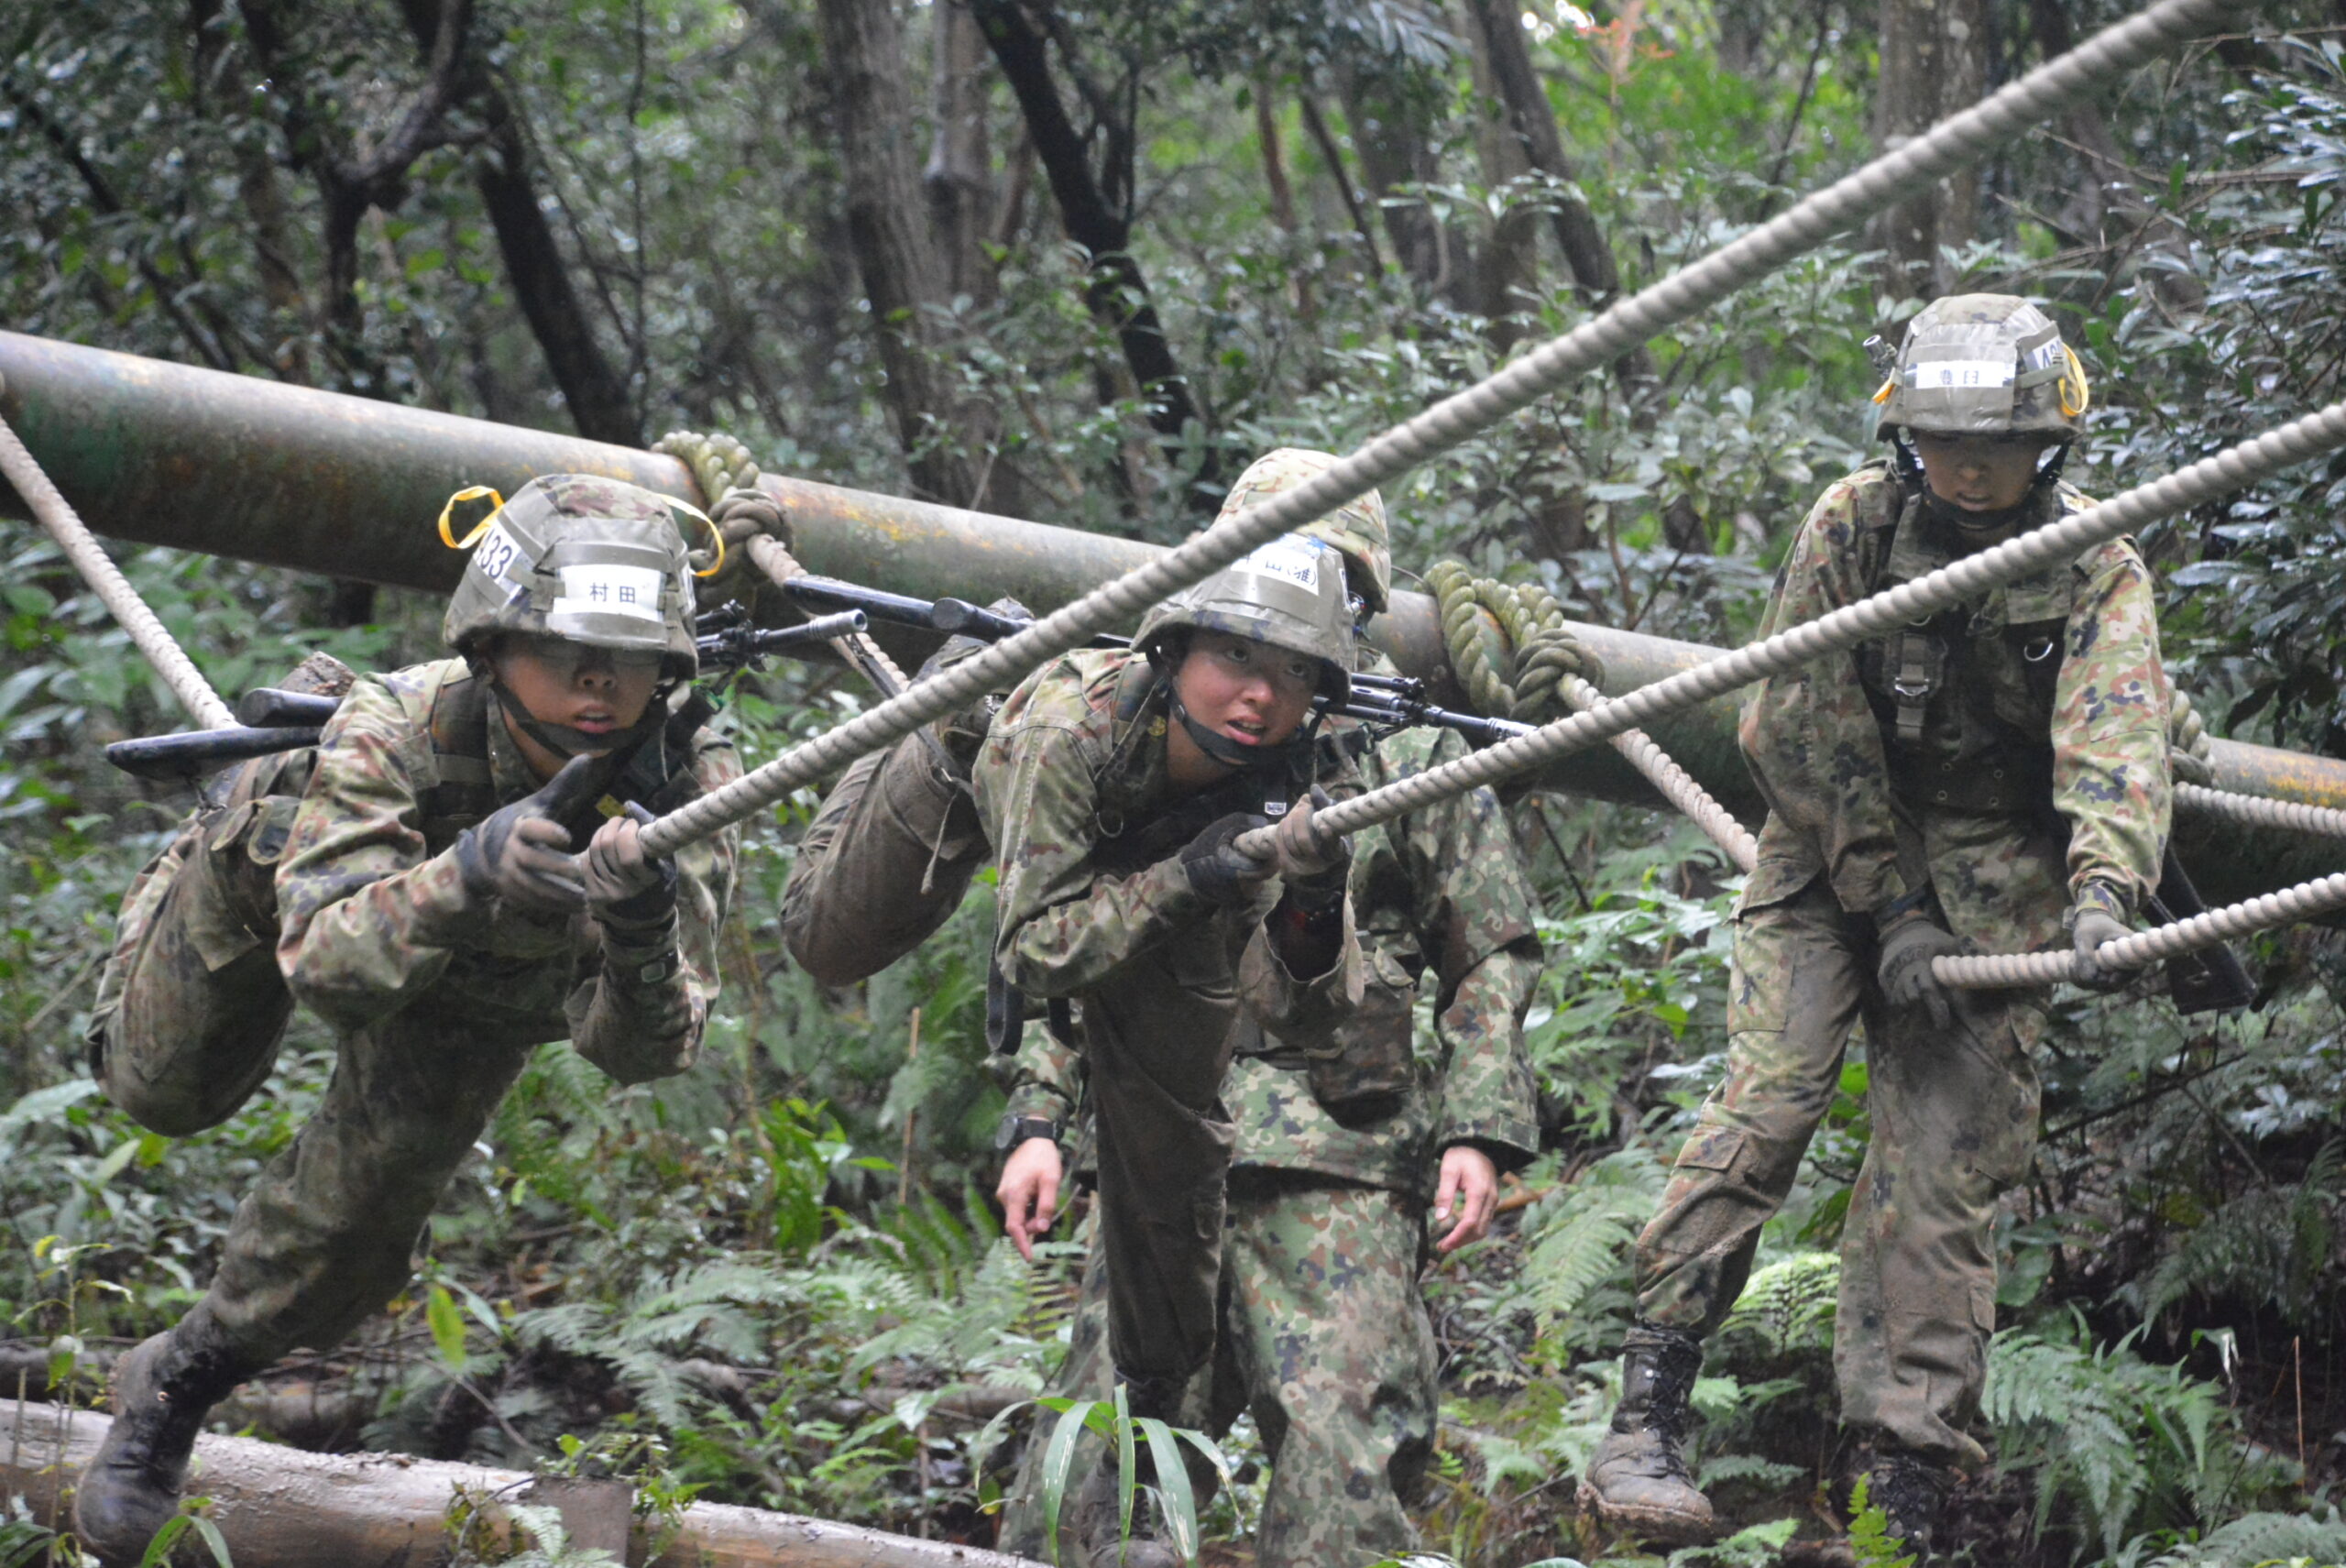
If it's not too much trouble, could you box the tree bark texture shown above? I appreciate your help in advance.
[967,0,1213,496]
[925,0,998,306]
[1459,4,1539,345]
[1873,0,1988,296]
[817,0,992,508]
[2,1398,1043,1568]
[1332,63,1469,306]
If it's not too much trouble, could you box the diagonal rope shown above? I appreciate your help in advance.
[637,0,2236,861]
[1251,402,2346,858]
[0,378,236,730]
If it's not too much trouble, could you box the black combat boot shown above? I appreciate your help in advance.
[1577,1321,1715,1544]
[74,1310,256,1563]
[1068,1372,1197,1568]
[1861,1441,1954,1562]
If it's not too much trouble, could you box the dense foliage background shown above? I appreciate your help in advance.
[5,0,2346,1563]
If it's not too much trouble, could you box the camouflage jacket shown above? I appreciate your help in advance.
[274,658,739,1080]
[973,648,1365,1053]
[1006,720,1543,1199]
[1743,463,2171,922]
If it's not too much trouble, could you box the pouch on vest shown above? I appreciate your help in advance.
[86,654,356,1136]
[1300,944,1418,1124]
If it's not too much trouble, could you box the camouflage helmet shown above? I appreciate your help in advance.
[1214,447,1393,614]
[1133,533,1357,703]
[1873,294,2090,443]
[441,474,702,680]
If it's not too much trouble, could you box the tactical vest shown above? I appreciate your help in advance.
[1853,474,2077,816]
[91,659,711,1097]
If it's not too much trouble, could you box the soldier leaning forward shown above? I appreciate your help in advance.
[1580,296,2173,1554]
[75,477,740,1558]
[992,711,1546,1568]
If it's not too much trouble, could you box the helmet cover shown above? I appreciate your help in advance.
[1214,447,1393,614]
[1873,293,2089,443]
[442,474,701,681]
[1134,533,1357,703]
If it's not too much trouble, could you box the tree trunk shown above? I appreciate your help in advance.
[968,0,1215,499]
[925,0,997,307]
[0,1398,1042,1568]
[2023,0,2203,313]
[816,0,991,508]
[1456,0,1710,553]
[1331,64,1467,305]
[1458,1,1539,346]
[1873,0,1988,297]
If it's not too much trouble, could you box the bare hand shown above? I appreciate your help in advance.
[996,1136,1065,1263]
[1432,1144,1499,1254]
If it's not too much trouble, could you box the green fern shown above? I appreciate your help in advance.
[1982,1314,2239,1559]
[1716,1251,1838,1361]
[1847,1475,1918,1568]
[2132,1506,2346,1566]
[1513,1145,1667,1336]
[2143,1140,2342,1328]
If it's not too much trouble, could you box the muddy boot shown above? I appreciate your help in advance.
[74,1311,255,1563]
[1068,1459,1184,1568]
[1577,1321,1714,1544]
[1861,1442,1953,1562]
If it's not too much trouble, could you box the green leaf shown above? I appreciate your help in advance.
[426,1284,470,1376]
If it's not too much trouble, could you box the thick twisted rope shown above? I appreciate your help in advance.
[1248,401,2346,864]
[2179,780,2346,840]
[653,431,916,695]
[0,377,236,730]
[635,0,2231,860]
[1425,561,1759,871]
[1937,873,2346,989]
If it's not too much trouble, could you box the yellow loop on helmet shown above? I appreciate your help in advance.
[666,497,726,578]
[2057,345,2091,420]
[1872,376,1896,405]
[437,486,506,549]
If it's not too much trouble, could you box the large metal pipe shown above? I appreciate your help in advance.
[1,329,2338,907]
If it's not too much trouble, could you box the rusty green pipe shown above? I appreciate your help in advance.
[0,329,2335,909]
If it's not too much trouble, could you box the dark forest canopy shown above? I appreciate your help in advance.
[5,3,2346,1564]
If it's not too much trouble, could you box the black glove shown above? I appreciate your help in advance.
[453,755,599,915]
[2070,905,2133,992]
[1179,811,1275,908]
[1876,913,1968,1031]
[1269,790,1350,913]
[585,802,680,931]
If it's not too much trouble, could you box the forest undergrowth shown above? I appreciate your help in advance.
[4,4,2346,1564]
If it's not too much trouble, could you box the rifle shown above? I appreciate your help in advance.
[105,609,877,783]
[783,575,1519,745]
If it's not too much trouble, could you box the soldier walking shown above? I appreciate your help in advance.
[1578,296,2173,1555]
[74,477,741,1558]
[991,698,1548,1568]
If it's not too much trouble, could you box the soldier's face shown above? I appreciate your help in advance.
[1174,630,1319,753]
[1911,433,2054,513]
[491,633,661,750]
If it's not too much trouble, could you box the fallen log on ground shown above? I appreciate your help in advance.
[1,1398,1039,1567]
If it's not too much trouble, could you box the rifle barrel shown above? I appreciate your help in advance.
[105,725,324,782]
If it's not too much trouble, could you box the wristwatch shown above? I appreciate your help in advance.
[994,1114,1061,1154]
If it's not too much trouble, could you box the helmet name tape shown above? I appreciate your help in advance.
[1244,534,1323,591]
[1908,357,2015,390]
[553,563,663,622]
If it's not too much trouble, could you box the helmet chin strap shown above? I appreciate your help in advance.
[483,672,666,762]
[1168,685,1314,773]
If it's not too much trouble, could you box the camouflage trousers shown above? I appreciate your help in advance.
[1001,1173,1437,1568]
[1633,862,2059,1466]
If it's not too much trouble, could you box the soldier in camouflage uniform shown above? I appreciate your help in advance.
[992,706,1547,1568]
[1580,297,2172,1554]
[75,477,740,1560]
